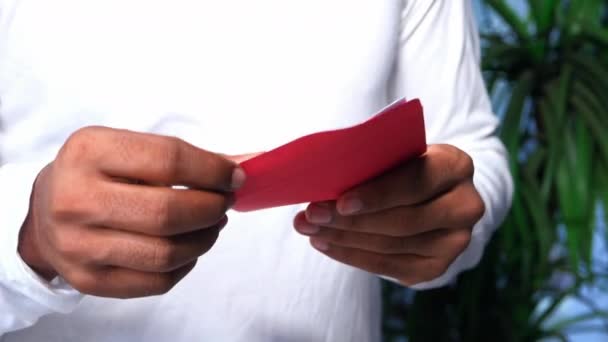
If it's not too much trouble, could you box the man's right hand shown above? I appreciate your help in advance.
[17,126,244,299]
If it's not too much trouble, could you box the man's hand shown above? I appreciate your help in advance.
[293,144,485,286]
[18,126,245,298]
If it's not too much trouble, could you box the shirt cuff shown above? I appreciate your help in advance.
[0,161,83,316]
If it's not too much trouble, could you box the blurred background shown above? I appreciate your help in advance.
[382,0,608,341]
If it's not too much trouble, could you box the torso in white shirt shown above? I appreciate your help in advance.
[0,1,405,341]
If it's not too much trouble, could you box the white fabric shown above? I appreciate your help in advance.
[0,0,513,341]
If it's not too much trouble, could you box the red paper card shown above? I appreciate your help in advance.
[233,99,427,212]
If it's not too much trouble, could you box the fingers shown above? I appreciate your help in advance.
[63,261,198,299]
[53,219,224,273]
[99,226,222,273]
[295,212,471,257]
[306,241,441,286]
[335,144,474,215]
[86,182,233,236]
[304,182,484,237]
[289,144,481,286]
[59,127,243,191]
[37,127,241,299]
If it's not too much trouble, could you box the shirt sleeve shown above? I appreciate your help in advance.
[387,0,514,289]
[0,2,82,335]
[0,161,84,336]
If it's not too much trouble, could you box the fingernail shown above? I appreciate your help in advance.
[311,238,329,252]
[231,167,246,190]
[338,195,363,215]
[315,201,332,208]
[296,221,320,235]
[306,205,333,224]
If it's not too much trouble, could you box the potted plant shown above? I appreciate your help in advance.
[383,1,608,341]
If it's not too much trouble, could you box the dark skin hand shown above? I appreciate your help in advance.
[18,126,248,298]
[293,144,485,286]
[19,131,482,295]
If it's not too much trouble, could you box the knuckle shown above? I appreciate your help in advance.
[373,257,398,276]
[152,194,174,233]
[403,264,443,286]
[398,275,421,287]
[398,259,446,286]
[87,244,112,265]
[59,126,104,163]
[429,258,451,280]
[346,215,364,232]
[206,153,233,188]
[160,137,184,180]
[432,204,451,228]
[199,230,220,253]
[48,192,76,221]
[457,150,475,179]
[393,209,414,236]
[435,144,457,169]
[52,231,83,260]
[397,277,413,287]
[151,273,180,295]
[49,187,96,223]
[451,230,472,254]
[113,131,147,166]
[361,186,387,212]
[435,145,474,181]
[457,188,485,226]
[391,236,409,253]
[65,269,98,295]
[220,194,234,213]
[206,194,232,221]
[468,195,486,223]
[325,230,347,245]
[151,239,180,271]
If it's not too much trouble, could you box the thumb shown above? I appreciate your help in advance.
[225,152,264,164]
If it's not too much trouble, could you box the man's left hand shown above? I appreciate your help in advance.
[293,144,485,286]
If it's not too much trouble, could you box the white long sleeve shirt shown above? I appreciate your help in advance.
[0,0,513,341]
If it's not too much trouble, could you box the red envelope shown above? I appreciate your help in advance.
[233,99,426,212]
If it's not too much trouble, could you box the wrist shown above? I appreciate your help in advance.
[18,218,57,281]
[17,167,58,281]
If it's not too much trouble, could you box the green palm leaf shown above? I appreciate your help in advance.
[384,1,608,340]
